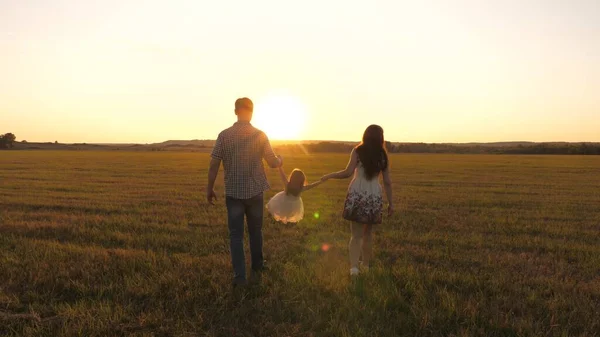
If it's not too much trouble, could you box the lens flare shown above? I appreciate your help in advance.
[321,243,330,252]
[313,212,320,219]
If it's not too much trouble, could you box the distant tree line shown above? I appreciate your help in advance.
[274,141,600,155]
[0,133,16,149]
[3,133,598,155]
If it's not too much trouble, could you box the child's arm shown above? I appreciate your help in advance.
[278,164,288,188]
[302,180,324,192]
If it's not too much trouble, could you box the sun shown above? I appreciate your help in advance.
[252,93,307,140]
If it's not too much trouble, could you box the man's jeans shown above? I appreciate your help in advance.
[225,193,264,281]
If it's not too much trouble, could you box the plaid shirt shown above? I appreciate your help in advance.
[211,121,277,199]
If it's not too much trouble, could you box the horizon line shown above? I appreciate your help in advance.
[16,139,600,145]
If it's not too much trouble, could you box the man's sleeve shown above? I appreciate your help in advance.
[262,133,277,163]
[211,133,224,160]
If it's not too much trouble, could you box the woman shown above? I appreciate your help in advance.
[322,125,394,276]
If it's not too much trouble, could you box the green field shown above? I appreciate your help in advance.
[1,151,599,337]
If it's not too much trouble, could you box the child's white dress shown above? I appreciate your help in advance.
[266,191,304,223]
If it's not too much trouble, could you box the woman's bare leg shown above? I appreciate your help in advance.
[349,222,363,269]
[361,224,374,267]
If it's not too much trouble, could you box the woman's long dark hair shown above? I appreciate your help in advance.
[355,125,388,180]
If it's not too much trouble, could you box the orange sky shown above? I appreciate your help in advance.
[1,0,599,143]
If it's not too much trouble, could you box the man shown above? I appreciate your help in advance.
[206,97,282,286]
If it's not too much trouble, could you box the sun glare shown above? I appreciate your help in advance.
[253,93,307,140]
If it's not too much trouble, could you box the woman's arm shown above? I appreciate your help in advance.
[321,149,358,181]
[382,167,394,215]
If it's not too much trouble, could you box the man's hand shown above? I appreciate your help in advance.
[207,157,221,205]
[206,188,217,205]
[276,155,283,168]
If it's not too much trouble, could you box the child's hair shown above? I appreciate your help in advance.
[285,169,306,197]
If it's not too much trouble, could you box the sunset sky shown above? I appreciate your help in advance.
[1,0,598,143]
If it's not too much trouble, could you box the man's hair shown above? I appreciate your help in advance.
[235,97,253,112]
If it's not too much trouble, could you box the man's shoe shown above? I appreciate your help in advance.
[249,270,262,284]
[252,260,269,273]
[232,278,248,288]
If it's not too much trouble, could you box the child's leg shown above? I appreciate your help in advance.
[361,224,374,267]
[349,222,363,269]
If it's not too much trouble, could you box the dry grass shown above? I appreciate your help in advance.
[1,151,599,336]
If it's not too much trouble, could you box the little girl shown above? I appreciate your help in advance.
[266,163,324,224]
